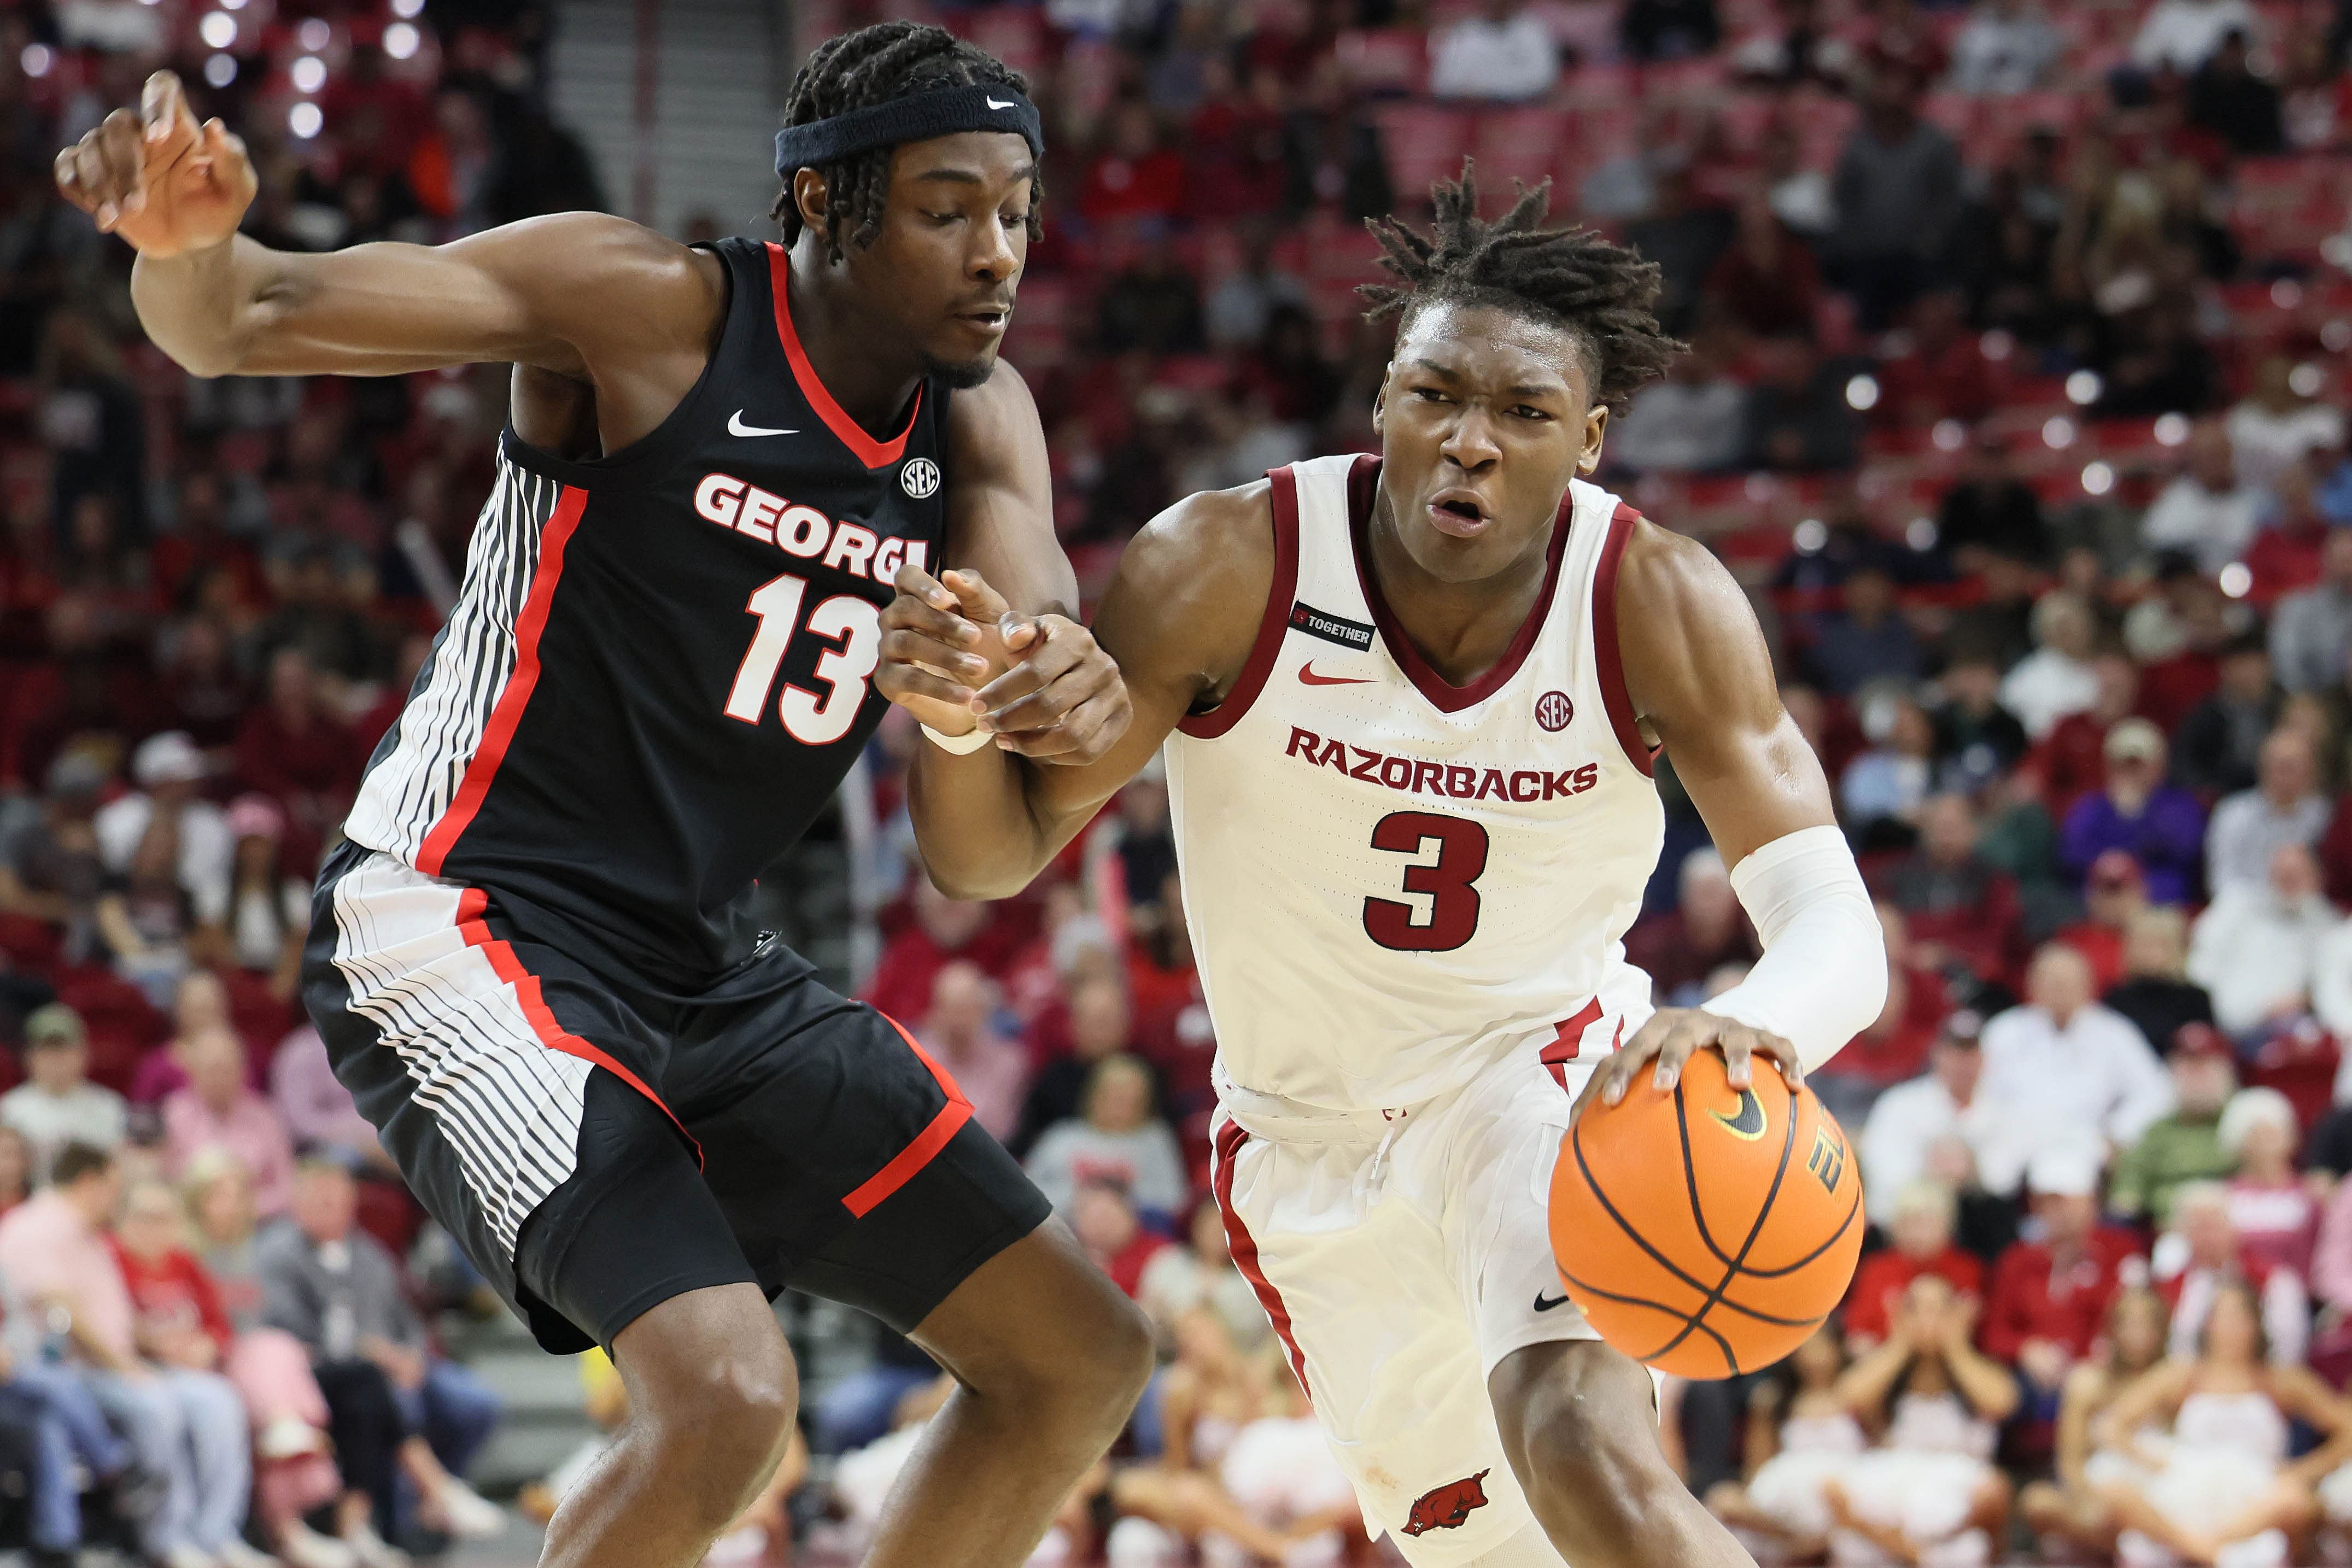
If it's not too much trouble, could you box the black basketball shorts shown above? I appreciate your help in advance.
[302,842,1051,1354]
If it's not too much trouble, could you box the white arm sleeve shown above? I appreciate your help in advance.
[1696,824,1888,1073]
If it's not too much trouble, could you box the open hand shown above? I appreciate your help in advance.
[55,71,255,254]
[878,565,1130,762]
[1570,1006,1803,1124]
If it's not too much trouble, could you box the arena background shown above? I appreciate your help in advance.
[1,0,2350,1561]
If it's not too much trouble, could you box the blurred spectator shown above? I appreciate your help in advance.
[234,649,362,869]
[912,961,1028,1145]
[1819,904,1952,1106]
[1843,1179,1986,1350]
[1080,101,1186,231]
[1024,1054,1188,1219]
[1016,973,1144,1156]
[161,1027,295,1216]
[1947,0,2063,95]
[259,1158,505,1543]
[1928,652,2031,785]
[1981,1145,2144,1425]
[2110,1025,2239,1225]
[2269,528,2352,696]
[2220,1087,2319,1281]
[2188,30,2286,153]
[1068,1177,1169,1299]
[223,794,305,982]
[1628,166,1738,337]
[2189,842,2343,1036]
[1625,847,1760,1008]
[1876,291,2000,430]
[2174,631,2284,798]
[1809,570,1922,698]
[1861,1010,1986,1229]
[2035,651,2143,814]
[1938,432,2051,574]
[1830,68,1964,329]
[2133,0,2262,74]
[2015,1288,2171,1561]
[2246,462,2336,605]
[2319,916,2352,1047]
[1701,197,1824,341]
[1975,944,2176,1196]
[1621,0,1721,61]
[2158,1181,2309,1365]
[1201,223,1306,352]
[0,1142,259,1568]
[0,754,107,950]
[1877,793,2026,984]
[2053,851,2148,990]
[1095,249,1205,357]
[1739,336,1859,471]
[2000,590,2103,741]
[2059,723,2207,905]
[1137,1197,1268,1355]
[2228,356,2348,494]
[1607,331,1748,475]
[1840,690,1938,835]
[864,877,1021,1027]
[133,968,238,1106]
[2103,908,2218,1054]
[95,731,231,933]
[0,1002,125,1177]
[1429,0,1560,100]
[0,1125,29,1215]
[2142,421,2266,575]
[2207,729,2330,894]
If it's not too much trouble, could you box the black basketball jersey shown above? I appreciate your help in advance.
[344,236,951,987]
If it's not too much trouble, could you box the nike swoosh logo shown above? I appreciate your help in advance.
[728,411,797,438]
[1710,1088,1768,1140]
[986,96,1016,109]
[1299,663,1372,686]
[1533,1290,1572,1313]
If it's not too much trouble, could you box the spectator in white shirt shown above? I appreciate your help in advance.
[2269,528,2352,695]
[92,730,235,932]
[1860,1010,1987,1227]
[2315,916,2352,1050]
[1999,589,2103,739]
[2132,0,2261,75]
[2160,1181,2307,1366]
[1429,0,1561,101]
[1947,0,2063,94]
[0,1004,127,1179]
[2189,842,2344,1037]
[1607,332,1750,474]
[2225,356,2348,494]
[2205,728,2331,895]
[2140,421,2267,575]
[1974,944,2176,1196]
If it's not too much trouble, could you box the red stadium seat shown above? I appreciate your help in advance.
[1470,107,1577,198]
[48,964,168,1095]
[1372,103,1475,207]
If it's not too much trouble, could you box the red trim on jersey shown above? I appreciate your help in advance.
[842,1014,975,1219]
[1347,455,1574,715]
[1213,1118,1312,1397]
[1541,996,1605,1089]
[764,242,921,471]
[1592,503,1658,778]
[418,484,589,875]
[452,887,704,1166]
[1177,465,1302,740]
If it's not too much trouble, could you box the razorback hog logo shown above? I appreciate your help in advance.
[1402,1469,1491,1536]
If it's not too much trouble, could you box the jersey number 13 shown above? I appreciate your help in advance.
[724,572,883,744]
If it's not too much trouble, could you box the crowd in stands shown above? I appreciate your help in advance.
[0,0,2349,1557]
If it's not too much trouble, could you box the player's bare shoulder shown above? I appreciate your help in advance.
[1093,478,1280,711]
[1612,514,1780,745]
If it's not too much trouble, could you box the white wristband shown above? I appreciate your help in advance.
[1697,824,1887,1074]
[921,722,994,755]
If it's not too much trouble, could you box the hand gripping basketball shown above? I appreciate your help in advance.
[1571,1006,1803,1122]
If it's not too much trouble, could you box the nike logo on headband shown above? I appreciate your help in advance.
[986,97,1015,110]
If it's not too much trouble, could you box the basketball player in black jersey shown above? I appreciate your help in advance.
[56,25,1150,1568]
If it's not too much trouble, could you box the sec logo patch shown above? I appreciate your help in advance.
[900,458,941,499]
[1535,691,1574,732]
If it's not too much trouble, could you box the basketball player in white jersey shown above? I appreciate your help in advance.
[873,170,1888,1567]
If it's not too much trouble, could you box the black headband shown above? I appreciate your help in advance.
[775,84,1044,179]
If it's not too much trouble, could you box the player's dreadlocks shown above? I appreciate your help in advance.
[775,22,1042,262]
[1361,165,1684,414]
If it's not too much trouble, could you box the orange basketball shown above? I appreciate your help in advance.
[1547,1048,1863,1378]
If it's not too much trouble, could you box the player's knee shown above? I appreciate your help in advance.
[1058,1282,1155,1415]
[641,1337,799,1524]
[1496,1345,1676,1538]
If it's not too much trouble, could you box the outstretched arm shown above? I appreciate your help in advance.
[1578,523,1884,1116]
[57,72,714,405]
[879,484,1274,900]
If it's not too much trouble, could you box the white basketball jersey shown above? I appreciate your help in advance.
[1166,453,1664,1113]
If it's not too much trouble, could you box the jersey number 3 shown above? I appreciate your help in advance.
[1362,810,1489,952]
[724,572,882,744]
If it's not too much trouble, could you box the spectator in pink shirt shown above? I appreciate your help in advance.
[2221,1087,2320,1283]
[268,1023,392,1175]
[914,962,1030,1145]
[0,1142,261,1568]
[162,1028,295,1216]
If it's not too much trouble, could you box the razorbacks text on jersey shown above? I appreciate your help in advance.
[1166,452,1665,1112]
[344,236,951,986]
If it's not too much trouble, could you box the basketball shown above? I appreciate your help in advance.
[1548,1049,1864,1379]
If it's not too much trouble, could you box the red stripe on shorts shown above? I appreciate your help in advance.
[1213,1118,1312,1397]
[840,1015,975,1219]
[453,887,703,1166]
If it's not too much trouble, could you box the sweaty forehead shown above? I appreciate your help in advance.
[1396,300,1593,405]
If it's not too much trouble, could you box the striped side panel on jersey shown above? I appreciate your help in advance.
[327,851,593,1256]
[345,459,559,862]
